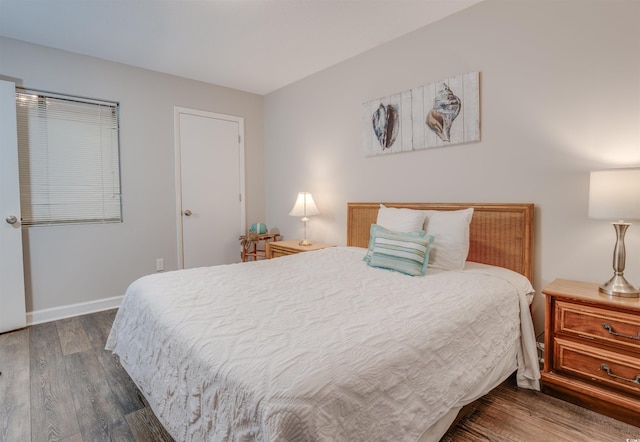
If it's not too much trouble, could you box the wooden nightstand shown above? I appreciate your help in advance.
[265,240,333,259]
[541,278,640,426]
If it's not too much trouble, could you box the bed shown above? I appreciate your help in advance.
[106,202,540,441]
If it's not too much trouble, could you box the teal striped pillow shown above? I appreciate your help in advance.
[366,227,434,276]
[363,224,426,264]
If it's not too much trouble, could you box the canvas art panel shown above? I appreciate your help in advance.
[363,71,480,156]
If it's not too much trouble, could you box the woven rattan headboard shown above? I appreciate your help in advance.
[346,202,534,282]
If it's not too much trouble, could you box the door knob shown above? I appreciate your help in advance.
[184,210,192,216]
[6,215,18,224]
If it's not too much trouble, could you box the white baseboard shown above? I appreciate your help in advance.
[27,295,123,326]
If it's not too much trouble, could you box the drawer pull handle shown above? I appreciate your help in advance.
[602,323,640,341]
[600,364,640,384]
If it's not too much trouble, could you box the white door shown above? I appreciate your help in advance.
[0,80,27,333]
[175,108,245,269]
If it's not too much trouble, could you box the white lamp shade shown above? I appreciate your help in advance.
[289,192,320,217]
[588,168,640,220]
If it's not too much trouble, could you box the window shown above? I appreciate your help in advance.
[15,89,121,226]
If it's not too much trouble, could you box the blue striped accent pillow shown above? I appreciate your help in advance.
[365,226,434,276]
[363,224,426,264]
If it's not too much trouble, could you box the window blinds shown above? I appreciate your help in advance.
[15,90,122,226]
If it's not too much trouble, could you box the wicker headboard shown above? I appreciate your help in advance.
[347,202,534,282]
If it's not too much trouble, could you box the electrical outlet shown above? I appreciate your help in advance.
[156,258,164,272]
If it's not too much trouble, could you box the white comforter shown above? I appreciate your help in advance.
[106,247,540,441]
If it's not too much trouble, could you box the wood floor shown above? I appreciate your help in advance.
[0,310,638,442]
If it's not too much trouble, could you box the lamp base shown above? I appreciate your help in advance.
[599,274,640,298]
[298,239,313,246]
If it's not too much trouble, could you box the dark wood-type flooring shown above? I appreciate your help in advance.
[1,309,638,441]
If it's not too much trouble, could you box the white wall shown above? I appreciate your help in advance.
[263,0,640,332]
[0,37,265,317]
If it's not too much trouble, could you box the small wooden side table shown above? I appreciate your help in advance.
[241,233,281,262]
[266,240,333,259]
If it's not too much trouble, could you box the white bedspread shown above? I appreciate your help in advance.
[106,247,540,441]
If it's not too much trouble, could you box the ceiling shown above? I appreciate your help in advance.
[0,0,481,95]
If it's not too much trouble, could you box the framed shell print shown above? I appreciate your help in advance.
[363,71,480,156]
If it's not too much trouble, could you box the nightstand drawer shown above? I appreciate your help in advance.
[555,337,640,397]
[266,240,334,259]
[271,249,295,258]
[555,300,640,352]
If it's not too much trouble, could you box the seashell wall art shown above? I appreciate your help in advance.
[363,71,480,156]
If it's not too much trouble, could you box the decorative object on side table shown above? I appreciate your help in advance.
[289,192,320,246]
[250,222,268,234]
[541,279,640,426]
[588,168,640,297]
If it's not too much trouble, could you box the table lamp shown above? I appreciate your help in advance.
[588,168,640,297]
[289,192,320,246]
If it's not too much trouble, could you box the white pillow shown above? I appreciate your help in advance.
[422,208,474,270]
[376,204,427,232]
